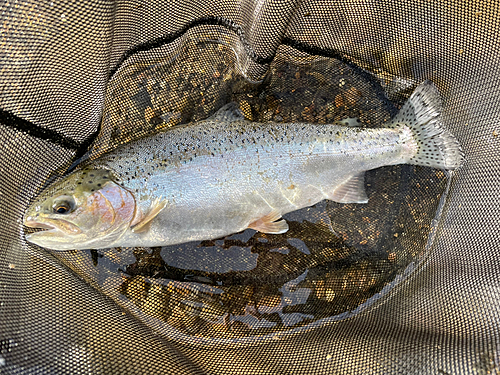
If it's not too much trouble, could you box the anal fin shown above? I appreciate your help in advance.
[132,197,167,233]
[248,210,289,234]
[329,173,368,203]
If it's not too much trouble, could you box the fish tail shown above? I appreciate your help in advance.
[389,81,464,170]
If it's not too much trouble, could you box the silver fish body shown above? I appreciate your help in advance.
[96,121,412,246]
[24,81,463,250]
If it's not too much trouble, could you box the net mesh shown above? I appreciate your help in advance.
[1,0,499,373]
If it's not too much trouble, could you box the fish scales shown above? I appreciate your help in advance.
[91,123,408,247]
[24,81,464,250]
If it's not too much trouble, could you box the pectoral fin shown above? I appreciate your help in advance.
[132,197,167,233]
[329,173,368,203]
[248,210,289,234]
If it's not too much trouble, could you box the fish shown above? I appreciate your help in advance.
[23,81,463,250]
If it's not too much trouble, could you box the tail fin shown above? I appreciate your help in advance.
[389,81,464,170]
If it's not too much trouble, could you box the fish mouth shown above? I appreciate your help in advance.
[24,217,82,235]
[24,220,56,230]
[24,218,83,250]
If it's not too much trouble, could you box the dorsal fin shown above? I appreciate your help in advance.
[209,102,246,122]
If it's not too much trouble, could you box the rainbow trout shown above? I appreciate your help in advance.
[24,81,463,250]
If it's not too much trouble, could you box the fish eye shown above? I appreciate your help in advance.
[52,196,75,215]
[54,205,70,214]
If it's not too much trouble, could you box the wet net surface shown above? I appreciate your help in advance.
[45,40,450,346]
[1,0,500,374]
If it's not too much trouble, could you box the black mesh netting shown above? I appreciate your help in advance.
[1,0,499,374]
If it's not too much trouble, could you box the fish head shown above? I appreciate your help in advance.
[24,168,136,250]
